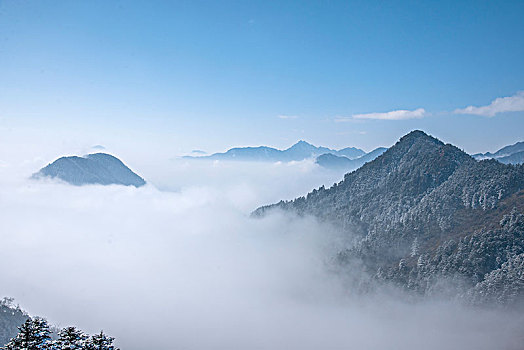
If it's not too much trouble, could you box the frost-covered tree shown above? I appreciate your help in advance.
[3,317,51,350]
[86,331,119,350]
[410,237,420,257]
[2,315,121,350]
[258,131,524,303]
[53,326,88,350]
[0,297,29,346]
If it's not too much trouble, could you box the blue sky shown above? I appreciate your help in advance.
[1,0,523,154]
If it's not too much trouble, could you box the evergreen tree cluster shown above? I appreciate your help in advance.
[2,318,118,350]
[376,209,524,304]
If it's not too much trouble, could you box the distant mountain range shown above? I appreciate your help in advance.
[254,130,524,305]
[184,140,367,162]
[33,153,146,187]
[498,151,524,165]
[473,141,524,164]
[315,147,387,171]
[187,139,524,172]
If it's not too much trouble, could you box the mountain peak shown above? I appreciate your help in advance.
[285,140,319,153]
[395,130,443,149]
[33,153,146,187]
[253,131,524,307]
[399,130,432,141]
[382,130,471,174]
[291,140,314,147]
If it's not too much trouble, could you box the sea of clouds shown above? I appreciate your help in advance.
[0,143,523,350]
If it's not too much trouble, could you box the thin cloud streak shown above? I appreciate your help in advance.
[335,108,426,122]
[454,91,524,117]
[278,115,299,120]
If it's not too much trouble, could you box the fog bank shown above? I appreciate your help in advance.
[0,158,523,349]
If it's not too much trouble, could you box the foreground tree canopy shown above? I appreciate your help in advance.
[2,318,118,350]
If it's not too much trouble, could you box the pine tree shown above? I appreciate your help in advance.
[53,326,88,350]
[86,331,119,350]
[3,317,51,350]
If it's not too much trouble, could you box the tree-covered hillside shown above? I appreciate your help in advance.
[0,299,28,347]
[254,130,524,305]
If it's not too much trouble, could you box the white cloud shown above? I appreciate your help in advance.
[334,109,426,122]
[333,116,353,123]
[278,115,299,120]
[0,151,522,349]
[352,108,426,121]
[454,91,524,117]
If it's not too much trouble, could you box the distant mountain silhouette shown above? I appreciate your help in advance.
[315,147,387,171]
[315,153,353,170]
[473,141,524,164]
[337,147,367,159]
[33,153,146,187]
[184,140,366,162]
[498,150,524,165]
[255,130,524,305]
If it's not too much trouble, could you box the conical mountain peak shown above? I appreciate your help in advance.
[289,140,315,149]
[397,130,441,146]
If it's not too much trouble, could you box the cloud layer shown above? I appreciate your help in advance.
[0,156,523,350]
[454,91,524,117]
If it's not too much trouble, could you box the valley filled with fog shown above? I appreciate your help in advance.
[1,148,522,350]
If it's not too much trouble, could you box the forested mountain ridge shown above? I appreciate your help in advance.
[254,130,524,304]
